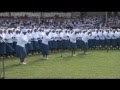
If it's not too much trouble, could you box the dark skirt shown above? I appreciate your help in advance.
[38,40,42,50]
[25,43,33,53]
[67,40,70,49]
[13,42,17,50]
[95,40,100,46]
[0,42,6,55]
[88,39,92,48]
[101,40,105,47]
[112,39,117,47]
[50,41,54,49]
[91,39,95,48]
[31,41,39,50]
[57,40,62,49]
[15,45,27,59]
[70,42,76,50]
[106,39,111,46]
[76,40,79,48]
[116,39,119,47]
[105,39,107,46]
[82,42,88,50]
[81,40,85,48]
[41,43,49,55]
[76,40,82,49]
[13,42,17,54]
[53,41,57,49]
[62,40,70,49]
[6,43,14,54]
[62,40,67,49]
[99,40,102,46]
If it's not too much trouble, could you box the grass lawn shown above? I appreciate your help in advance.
[0,50,120,79]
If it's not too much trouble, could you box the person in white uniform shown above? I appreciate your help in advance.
[111,30,116,49]
[105,29,111,50]
[95,30,100,49]
[41,30,51,60]
[38,29,44,53]
[16,29,29,64]
[0,29,6,58]
[82,31,90,54]
[5,29,14,57]
[98,29,103,49]
[69,30,77,56]
[115,29,120,49]
[26,29,33,55]
[91,29,96,49]
[108,29,113,49]
[103,29,108,49]
[31,28,39,54]
[12,29,20,56]
[100,30,106,49]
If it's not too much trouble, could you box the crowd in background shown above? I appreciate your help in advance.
[0,15,120,59]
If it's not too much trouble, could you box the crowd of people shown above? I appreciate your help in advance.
[108,16,120,24]
[0,15,120,64]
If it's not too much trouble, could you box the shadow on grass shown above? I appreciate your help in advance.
[5,63,21,71]
[28,58,47,65]
[60,55,74,61]
[54,52,87,61]
[75,53,88,59]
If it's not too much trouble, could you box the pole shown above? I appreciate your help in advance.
[112,12,114,16]
[106,12,108,23]
[38,12,41,24]
[0,38,15,79]
[60,39,63,57]
[2,55,5,79]
[61,48,62,57]
[105,12,109,52]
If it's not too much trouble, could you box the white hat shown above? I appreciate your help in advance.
[117,28,120,30]
[44,29,50,33]
[22,29,27,32]
[7,28,12,31]
[16,29,20,31]
[44,30,49,33]
[56,29,61,31]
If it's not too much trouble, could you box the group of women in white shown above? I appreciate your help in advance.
[0,27,120,64]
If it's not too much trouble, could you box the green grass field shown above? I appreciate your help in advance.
[1,50,120,79]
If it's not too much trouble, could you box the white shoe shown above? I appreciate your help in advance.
[46,57,48,60]
[73,54,76,56]
[22,62,27,65]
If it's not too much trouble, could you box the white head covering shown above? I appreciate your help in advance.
[16,29,20,31]
[44,28,50,33]
[22,29,27,32]
[7,28,12,31]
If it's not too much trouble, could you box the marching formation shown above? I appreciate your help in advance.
[1,26,120,64]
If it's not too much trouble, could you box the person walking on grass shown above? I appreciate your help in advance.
[15,29,28,64]
[82,31,90,55]
[69,30,77,56]
[41,30,51,60]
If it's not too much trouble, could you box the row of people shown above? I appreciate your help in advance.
[1,28,120,53]
[1,28,120,64]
